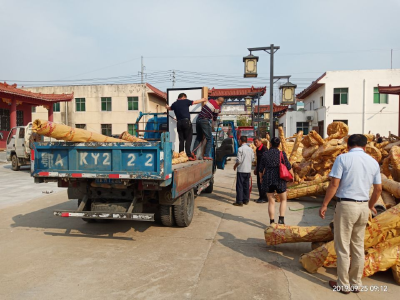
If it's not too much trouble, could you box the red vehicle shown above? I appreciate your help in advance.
[237,126,255,143]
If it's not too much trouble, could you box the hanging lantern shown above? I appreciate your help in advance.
[263,112,270,121]
[244,96,252,107]
[243,54,259,78]
[279,82,297,105]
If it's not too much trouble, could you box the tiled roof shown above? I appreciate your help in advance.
[254,104,288,113]
[208,86,266,98]
[146,83,167,100]
[296,73,326,100]
[0,82,73,102]
[378,85,400,95]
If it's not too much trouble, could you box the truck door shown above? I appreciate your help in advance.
[6,128,17,160]
[15,128,26,157]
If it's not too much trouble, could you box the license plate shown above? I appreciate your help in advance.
[95,178,123,184]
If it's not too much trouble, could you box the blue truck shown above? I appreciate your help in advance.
[31,113,238,227]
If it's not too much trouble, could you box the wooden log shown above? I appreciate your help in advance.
[286,182,329,200]
[289,130,303,164]
[278,126,288,154]
[264,224,333,246]
[382,174,400,198]
[392,263,400,285]
[381,191,397,209]
[384,140,400,151]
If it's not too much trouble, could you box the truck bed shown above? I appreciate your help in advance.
[171,160,213,198]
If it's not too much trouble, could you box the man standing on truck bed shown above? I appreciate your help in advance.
[167,93,207,160]
[192,97,224,160]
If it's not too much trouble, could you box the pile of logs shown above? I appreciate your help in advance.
[172,151,189,165]
[264,202,400,284]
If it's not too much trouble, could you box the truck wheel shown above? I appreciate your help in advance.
[159,205,175,227]
[204,179,213,193]
[78,198,96,223]
[11,154,20,171]
[174,189,195,227]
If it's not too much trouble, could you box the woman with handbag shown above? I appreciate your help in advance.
[259,137,293,225]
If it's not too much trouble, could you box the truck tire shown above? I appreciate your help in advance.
[77,198,96,223]
[204,179,213,193]
[11,154,20,171]
[174,189,195,227]
[159,204,175,227]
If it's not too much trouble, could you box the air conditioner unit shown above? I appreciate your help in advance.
[306,116,314,121]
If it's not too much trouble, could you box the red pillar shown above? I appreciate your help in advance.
[48,104,54,122]
[10,99,17,128]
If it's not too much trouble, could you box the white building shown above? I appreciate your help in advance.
[25,83,166,136]
[279,69,400,138]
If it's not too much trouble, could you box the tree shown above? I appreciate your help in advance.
[237,116,252,127]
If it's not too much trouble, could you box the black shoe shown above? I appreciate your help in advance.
[233,202,243,207]
[243,201,249,205]
[256,199,266,203]
[278,216,285,225]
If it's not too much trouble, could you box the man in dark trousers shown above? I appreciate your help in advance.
[233,136,254,206]
[253,137,268,203]
[167,93,206,160]
[192,97,224,160]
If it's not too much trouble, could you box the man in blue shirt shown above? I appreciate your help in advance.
[166,93,206,160]
[319,134,382,294]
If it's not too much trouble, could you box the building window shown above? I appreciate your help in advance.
[75,124,86,129]
[101,124,112,136]
[333,88,348,105]
[17,111,24,126]
[75,98,86,112]
[31,106,36,113]
[333,120,348,125]
[296,122,309,135]
[373,87,388,104]
[320,96,324,107]
[101,97,112,111]
[0,108,10,131]
[128,97,139,111]
[128,124,136,135]
[53,102,60,112]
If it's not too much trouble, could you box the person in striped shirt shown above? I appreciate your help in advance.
[192,97,224,160]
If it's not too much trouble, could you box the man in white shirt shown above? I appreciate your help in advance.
[233,136,255,206]
[319,134,382,294]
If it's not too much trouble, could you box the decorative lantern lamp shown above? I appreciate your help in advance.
[263,112,270,121]
[243,54,259,78]
[244,96,252,107]
[279,82,297,105]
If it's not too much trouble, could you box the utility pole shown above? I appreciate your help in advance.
[171,70,176,87]
[139,56,146,130]
[391,49,393,69]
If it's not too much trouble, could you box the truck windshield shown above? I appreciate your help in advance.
[240,130,254,137]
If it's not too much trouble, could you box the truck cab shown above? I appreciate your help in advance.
[6,123,33,171]
[237,126,255,143]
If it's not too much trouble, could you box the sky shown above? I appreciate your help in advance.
[0,0,399,104]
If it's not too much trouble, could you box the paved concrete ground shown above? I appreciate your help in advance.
[0,163,63,209]
[0,161,398,300]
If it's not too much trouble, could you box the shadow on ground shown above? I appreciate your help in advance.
[2,164,30,173]
[10,200,161,240]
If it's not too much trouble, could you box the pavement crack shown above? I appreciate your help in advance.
[278,254,292,300]
[190,207,226,298]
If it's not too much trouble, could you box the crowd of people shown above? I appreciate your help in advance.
[233,135,292,225]
[169,95,385,293]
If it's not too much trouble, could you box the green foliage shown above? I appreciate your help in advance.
[237,116,252,127]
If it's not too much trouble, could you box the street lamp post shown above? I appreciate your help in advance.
[243,44,292,138]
